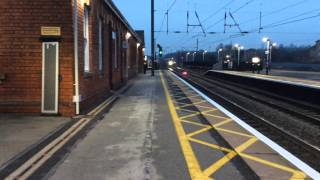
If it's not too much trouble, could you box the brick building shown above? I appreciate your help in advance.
[0,0,144,116]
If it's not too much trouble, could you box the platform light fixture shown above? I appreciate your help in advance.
[137,43,141,48]
[125,32,132,40]
[81,0,90,6]
[262,37,269,43]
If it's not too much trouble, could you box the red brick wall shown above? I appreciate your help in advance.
[76,0,142,113]
[0,0,75,116]
[0,0,144,116]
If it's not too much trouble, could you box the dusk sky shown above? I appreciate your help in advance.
[113,0,320,55]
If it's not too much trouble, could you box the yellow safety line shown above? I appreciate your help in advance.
[212,119,233,128]
[160,72,211,180]
[189,137,232,153]
[239,153,306,178]
[202,109,219,114]
[187,126,213,138]
[202,113,231,120]
[180,112,201,120]
[177,108,201,114]
[215,128,255,138]
[291,171,307,180]
[203,137,258,177]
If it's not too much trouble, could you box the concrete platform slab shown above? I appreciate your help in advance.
[0,114,71,166]
[48,72,190,180]
[165,70,315,179]
[210,70,320,89]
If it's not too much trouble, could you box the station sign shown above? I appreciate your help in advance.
[41,27,61,36]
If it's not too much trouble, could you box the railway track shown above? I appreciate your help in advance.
[174,70,320,171]
[197,72,320,126]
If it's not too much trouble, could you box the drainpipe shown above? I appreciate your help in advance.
[73,0,80,115]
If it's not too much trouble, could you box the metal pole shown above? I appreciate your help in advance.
[217,50,220,64]
[73,0,80,115]
[270,46,272,65]
[266,41,270,75]
[237,47,240,69]
[193,53,195,62]
[202,52,205,62]
[151,0,155,76]
[214,51,219,69]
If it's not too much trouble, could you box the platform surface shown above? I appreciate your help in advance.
[210,70,320,89]
[0,115,70,166]
[268,70,320,82]
[44,71,315,180]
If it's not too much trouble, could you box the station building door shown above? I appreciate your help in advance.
[41,42,59,114]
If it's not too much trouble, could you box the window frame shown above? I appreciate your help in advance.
[83,5,90,73]
[98,17,104,74]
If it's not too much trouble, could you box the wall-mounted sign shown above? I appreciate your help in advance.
[41,27,61,36]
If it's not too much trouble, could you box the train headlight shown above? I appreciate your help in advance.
[168,60,175,66]
[252,57,261,64]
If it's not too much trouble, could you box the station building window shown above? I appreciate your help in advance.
[83,5,90,72]
[98,17,104,73]
[112,31,117,69]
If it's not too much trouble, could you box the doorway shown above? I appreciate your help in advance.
[42,42,59,114]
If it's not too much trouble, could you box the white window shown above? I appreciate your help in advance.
[112,31,117,69]
[83,6,90,72]
[98,18,103,72]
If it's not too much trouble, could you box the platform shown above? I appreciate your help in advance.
[0,115,71,167]
[47,71,318,180]
[209,70,320,90]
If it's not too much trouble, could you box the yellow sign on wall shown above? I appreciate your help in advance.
[41,27,61,36]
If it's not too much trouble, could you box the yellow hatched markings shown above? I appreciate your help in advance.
[178,101,209,109]
[160,72,212,180]
[203,137,258,177]
[179,109,218,120]
[215,127,254,138]
[176,95,202,101]
[181,120,211,128]
[189,137,233,153]
[239,153,306,179]
[187,126,213,138]
[162,72,306,179]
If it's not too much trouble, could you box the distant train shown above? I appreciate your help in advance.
[222,55,264,72]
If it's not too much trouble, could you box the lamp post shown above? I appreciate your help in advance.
[186,52,190,64]
[262,37,276,75]
[202,50,207,62]
[270,42,277,65]
[192,52,196,63]
[216,48,223,69]
[151,0,155,76]
[234,44,244,69]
